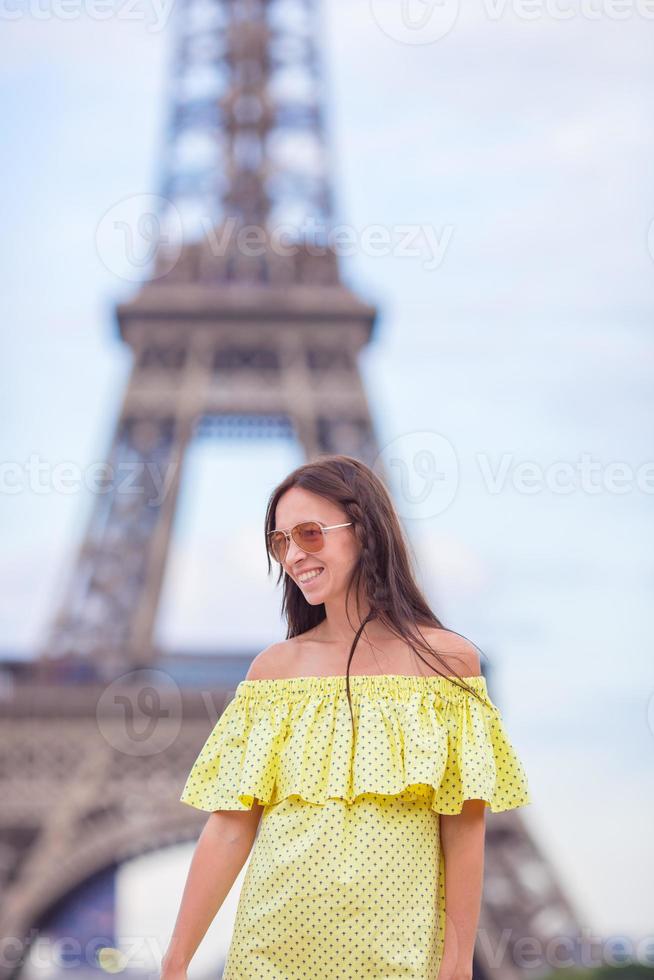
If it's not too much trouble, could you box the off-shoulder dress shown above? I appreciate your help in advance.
[179,673,532,979]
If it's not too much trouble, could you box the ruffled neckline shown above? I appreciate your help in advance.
[235,672,495,708]
[180,670,532,814]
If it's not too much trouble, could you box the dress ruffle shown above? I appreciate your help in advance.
[179,673,532,816]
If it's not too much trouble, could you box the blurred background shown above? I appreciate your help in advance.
[1,0,653,977]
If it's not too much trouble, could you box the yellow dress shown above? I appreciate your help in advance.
[179,673,532,979]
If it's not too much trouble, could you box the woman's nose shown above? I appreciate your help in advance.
[285,536,306,564]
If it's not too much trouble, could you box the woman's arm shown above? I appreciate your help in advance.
[160,805,263,978]
[438,799,487,980]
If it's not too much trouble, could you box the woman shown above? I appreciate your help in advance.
[162,454,532,979]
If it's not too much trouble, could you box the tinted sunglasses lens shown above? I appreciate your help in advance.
[292,521,324,552]
[269,532,287,562]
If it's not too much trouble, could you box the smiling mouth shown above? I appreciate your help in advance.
[298,567,325,585]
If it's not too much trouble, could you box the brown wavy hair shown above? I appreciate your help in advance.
[264,453,489,729]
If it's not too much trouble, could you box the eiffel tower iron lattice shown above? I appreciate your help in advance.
[0,1,585,977]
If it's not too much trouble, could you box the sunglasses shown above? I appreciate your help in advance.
[267,520,353,563]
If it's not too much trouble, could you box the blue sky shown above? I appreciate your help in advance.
[2,0,653,953]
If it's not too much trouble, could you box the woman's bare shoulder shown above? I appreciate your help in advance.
[244,639,298,681]
[420,626,482,677]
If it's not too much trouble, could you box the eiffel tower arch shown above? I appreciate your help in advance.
[0,0,585,976]
[39,236,379,678]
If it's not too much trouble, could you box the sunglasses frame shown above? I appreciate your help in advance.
[267,520,353,563]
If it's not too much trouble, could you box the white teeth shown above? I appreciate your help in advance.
[298,568,324,584]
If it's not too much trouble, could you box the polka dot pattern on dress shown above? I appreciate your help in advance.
[179,674,533,979]
[222,794,444,979]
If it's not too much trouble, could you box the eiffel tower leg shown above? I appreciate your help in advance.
[280,331,382,469]
[40,403,192,679]
[314,413,379,469]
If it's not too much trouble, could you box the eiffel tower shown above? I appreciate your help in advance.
[0,0,584,977]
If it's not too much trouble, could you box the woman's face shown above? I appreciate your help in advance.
[273,486,358,605]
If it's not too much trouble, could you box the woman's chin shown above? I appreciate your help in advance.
[304,591,327,605]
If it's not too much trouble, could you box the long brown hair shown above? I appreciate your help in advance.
[264,453,489,729]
